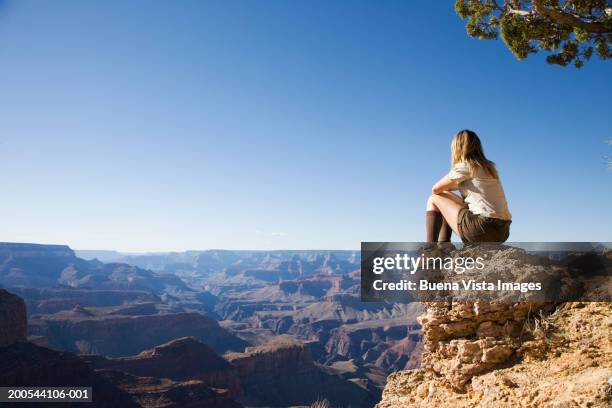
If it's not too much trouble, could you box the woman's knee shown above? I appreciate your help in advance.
[426,194,438,210]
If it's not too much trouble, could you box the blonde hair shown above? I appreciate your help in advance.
[451,130,498,179]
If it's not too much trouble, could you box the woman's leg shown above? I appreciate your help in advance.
[439,192,465,240]
[425,210,444,242]
[434,191,464,205]
[435,192,463,241]
[426,192,464,235]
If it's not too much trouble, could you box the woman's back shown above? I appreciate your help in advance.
[448,162,511,221]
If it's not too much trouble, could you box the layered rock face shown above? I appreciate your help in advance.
[377,302,611,408]
[0,289,136,407]
[418,301,547,390]
[238,293,422,384]
[100,370,242,408]
[218,277,422,393]
[376,247,612,408]
[9,287,159,316]
[0,342,140,408]
[85,337,241,396]
[215,275,360,321]
[29,311,248,356]
[225,336,375,407]
[0,290,242,408]
[0,242,187,293]
[0,341,242,408]
[324,318,421,371]
[0,242,75,258]
[0,289,27,346]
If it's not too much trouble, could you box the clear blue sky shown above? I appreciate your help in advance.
[0,0,610,251]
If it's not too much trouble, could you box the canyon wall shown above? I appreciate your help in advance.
[0,289,27,346]
[377,247,612,407]
[85,336,241,396]
[0,289,242,408]
[29,311,248,356]
[377,301,611,407]
[226,336,375,407]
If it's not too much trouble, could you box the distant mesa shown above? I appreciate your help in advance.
[108,302,159,316]
[0,242,189,293]
[70,304,95,317]
[9,287,160,316]
[28,309,249,357]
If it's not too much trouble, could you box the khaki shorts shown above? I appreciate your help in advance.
[458,208,511,243]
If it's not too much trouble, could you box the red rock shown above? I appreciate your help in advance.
[84,337,241,396]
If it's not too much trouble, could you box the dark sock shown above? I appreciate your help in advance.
[438,217,452,242]
[426,211,443,243]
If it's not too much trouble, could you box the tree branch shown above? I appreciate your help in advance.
[532,0,611,33]
[506,8,532,16]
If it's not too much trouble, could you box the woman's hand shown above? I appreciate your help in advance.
[432,176,458,194]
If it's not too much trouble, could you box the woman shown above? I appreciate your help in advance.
[426,130,511,243]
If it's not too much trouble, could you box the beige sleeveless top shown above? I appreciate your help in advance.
[447,163,511,221]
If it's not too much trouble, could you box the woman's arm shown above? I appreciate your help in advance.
[432,176,459,194]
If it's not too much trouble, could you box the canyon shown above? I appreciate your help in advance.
[2,242,608,407]
[28,309,248,356]
[1,243,423,407]
[0,289,241,408]
[0,243,187,293]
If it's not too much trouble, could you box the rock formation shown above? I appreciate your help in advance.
[9,287,160,316]
[214,274,423,395]
[0,242,187,293]
[0,289,242,408]
[324,318,421,369]
[225,336,375,407]
[0,288,136,407]
[0,289,27,346]
[376,247,612,408]
[0,342,140,407]
[29,311,249,356]
[84,337,241,396]
[99,370,242,408]
[377,302,611,407]
[418,301,548,390]
[0,340,243,408]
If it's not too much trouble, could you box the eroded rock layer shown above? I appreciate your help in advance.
[376,246,612,408]
[377,302,611,407]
